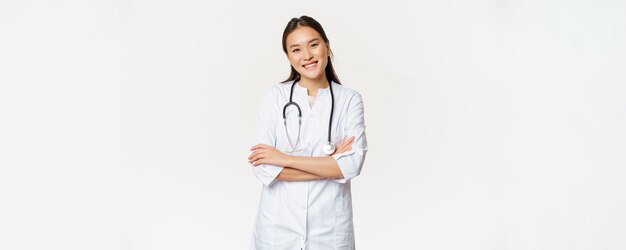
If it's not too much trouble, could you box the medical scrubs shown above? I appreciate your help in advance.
[250,81,368,250]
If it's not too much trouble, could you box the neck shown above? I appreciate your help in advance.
[299,77,329,96]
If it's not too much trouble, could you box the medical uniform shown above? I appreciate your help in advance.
[250,81,368,250]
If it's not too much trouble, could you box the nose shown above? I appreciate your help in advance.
[303,48,313,61]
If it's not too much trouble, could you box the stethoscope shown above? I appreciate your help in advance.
[282,81,336,155]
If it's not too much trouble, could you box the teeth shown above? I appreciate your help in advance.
[304,62,316,68]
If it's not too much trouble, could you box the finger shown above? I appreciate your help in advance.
[345,137,355,146]
[248,150,264,160]
[339,139,353,149]
[249,152,260,163]
[335,144,349,154]
[339,140,355,153]
[252,158,267,166]
[249,153,265,164]
[335,147,346,155]
[249,147,272,160]
[338,139,351,147]
[333,148,342,155]
[338,137,354,148]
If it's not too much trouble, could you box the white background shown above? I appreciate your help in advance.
[1,0,625,249]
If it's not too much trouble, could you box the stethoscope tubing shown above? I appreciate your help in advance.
[282,80,334,154]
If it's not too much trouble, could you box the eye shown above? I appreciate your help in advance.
[292,48,300,53]
[311,43,318,48]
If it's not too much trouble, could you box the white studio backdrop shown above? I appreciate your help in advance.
[1,0,625,249]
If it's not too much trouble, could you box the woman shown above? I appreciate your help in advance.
[247,15,368,250]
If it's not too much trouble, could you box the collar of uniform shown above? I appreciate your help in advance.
[295,81,332,97]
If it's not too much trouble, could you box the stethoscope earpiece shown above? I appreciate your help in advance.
[283,81,335,155]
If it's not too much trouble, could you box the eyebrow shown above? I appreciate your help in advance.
[288,38,321,49]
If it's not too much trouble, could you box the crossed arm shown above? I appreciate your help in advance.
[248,136,355,181]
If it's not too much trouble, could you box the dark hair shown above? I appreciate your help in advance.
[281,16,341,84]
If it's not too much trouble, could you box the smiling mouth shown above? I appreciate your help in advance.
[303,61,318,69]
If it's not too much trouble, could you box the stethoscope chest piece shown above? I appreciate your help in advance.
[322,142,336,155]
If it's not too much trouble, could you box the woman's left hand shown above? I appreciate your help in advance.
[248,144,291,167]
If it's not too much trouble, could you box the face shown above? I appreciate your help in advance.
[285,26,330,83]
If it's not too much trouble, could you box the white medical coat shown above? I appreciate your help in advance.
[250,81,368,250]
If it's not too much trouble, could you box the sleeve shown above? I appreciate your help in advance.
[332,92,368,183]
[251,86,284,186]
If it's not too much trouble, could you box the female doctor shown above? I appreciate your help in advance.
[247,15,368,250]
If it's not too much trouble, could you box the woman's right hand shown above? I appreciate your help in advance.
[332,136,355,156]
